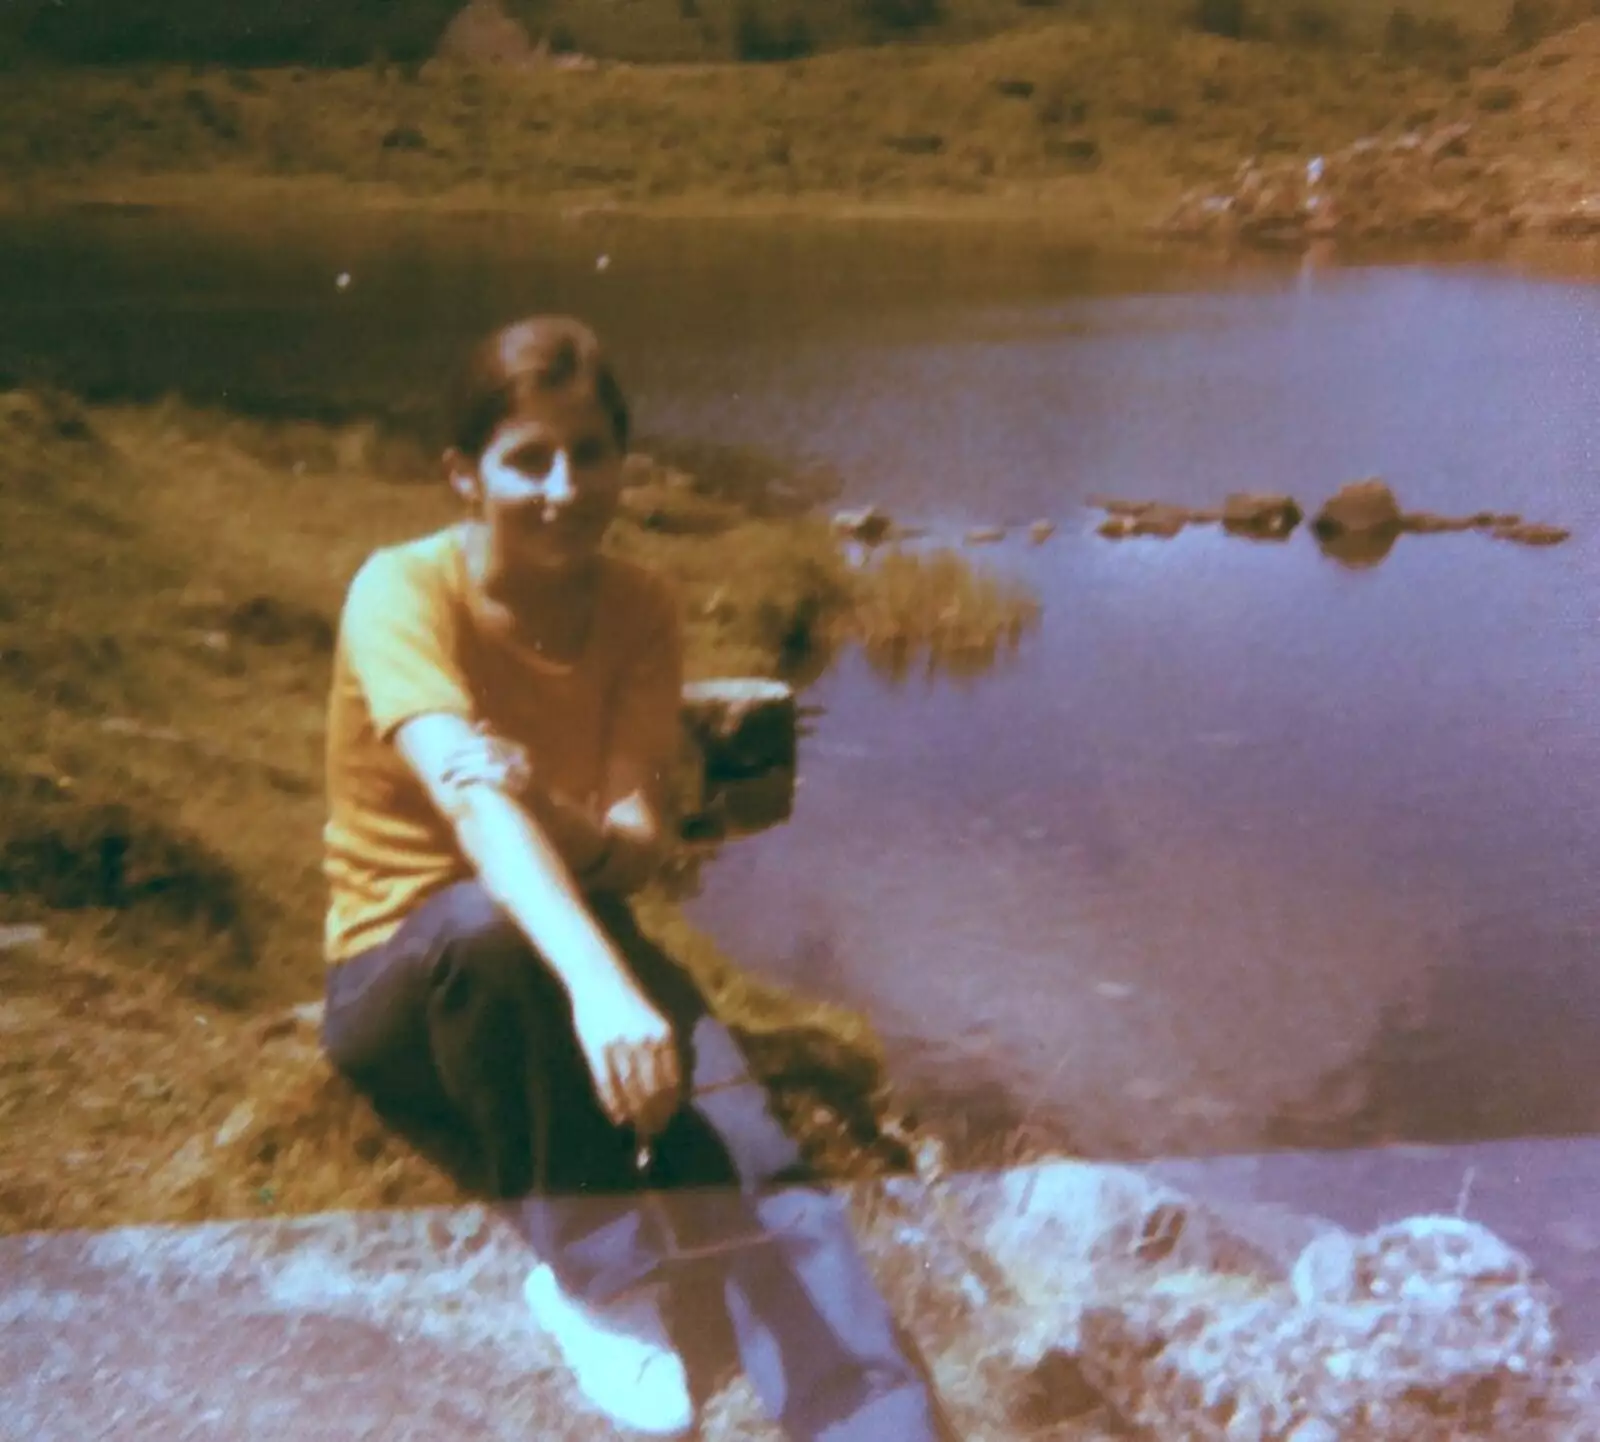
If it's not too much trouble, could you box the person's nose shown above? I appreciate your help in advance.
[538,451,575,511]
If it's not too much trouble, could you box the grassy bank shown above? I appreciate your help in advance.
[0,11,1508,242]
[0,387,1036,1235]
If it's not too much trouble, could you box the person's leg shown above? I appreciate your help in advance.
[323,879,634,1204]
[596,903,944,1442]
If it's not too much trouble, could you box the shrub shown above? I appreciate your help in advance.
[733,2,813,62]
[1383,5,1472,68]
[856,0,943,33]
[1193,0,1248,40]
[1504,0,1600,50]
[1283,2,1343,46]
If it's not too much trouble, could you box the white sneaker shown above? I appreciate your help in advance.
[524,1263,695,1438]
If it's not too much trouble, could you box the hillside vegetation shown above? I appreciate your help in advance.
[4,1,1597,249]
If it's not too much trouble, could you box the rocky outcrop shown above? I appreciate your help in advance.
[679,677,797,779]
[1157,22,1600,256]
[881,1158,1600,1442]
[1078,1215,1589,1440]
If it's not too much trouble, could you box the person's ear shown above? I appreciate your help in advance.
[444,448,480,509]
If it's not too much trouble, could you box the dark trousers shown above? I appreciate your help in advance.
[321,880,941,1442]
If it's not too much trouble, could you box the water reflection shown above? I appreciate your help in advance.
[1315,527,1400,569]
[1266,917,1600,1149]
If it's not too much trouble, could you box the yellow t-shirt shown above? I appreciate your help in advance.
[322,524,682,966]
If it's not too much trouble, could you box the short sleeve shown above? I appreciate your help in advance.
[603,574,685,812]
[339,549,476,741]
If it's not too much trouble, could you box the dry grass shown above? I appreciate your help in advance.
[0,386,1037,1236]
[0,8,1528,238]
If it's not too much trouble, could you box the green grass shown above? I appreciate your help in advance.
[0,386,1038,1234]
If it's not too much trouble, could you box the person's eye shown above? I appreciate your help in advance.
[513,446,553,477]
[573,438,610,468]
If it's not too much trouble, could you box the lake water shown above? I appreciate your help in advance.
[3,206,1597,1161]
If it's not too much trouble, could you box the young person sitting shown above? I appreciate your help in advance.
[318,315,943,1440]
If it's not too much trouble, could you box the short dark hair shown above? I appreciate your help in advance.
[448,315,630,460]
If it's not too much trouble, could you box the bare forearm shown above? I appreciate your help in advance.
[451,787,633,1006]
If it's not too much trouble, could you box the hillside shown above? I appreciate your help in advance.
[2,4,1597,253]
[1160,15,1600,249]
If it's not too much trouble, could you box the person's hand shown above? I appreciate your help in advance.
[568,974,683,1141]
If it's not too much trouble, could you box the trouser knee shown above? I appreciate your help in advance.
[426,895,552,1020]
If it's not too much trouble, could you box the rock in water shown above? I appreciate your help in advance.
[1494,522,1571,546]
[1223,492,1304,538]
[1312,478,1403,539]
[1129,504,1191,538]
[830,506,893,546]
[680,678,797,780]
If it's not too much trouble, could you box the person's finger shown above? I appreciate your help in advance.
[611,1043,651,1132]
[635,1045,674,1139]
[654,1040,683,1115]
[589,1049,626,1128]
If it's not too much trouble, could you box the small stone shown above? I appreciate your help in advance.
[1223,492,1303,537]
[0,924,46,952]
[1287,1420,1340,1442]
[1029,520,1057,544]
[966,526,1006,545]
[215,1101,257,1149]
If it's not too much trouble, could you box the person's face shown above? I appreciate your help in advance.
[450,395,624,574]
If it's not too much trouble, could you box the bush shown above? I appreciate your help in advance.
[1504,0,1600,51]
[17,0,461,68]
[732,2,813,62]
[1383,6,1472,67]
[1193,0,1247,39]
[1283,1,1343,46]
[855,0,943,33]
